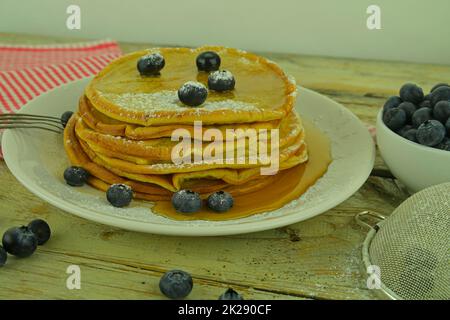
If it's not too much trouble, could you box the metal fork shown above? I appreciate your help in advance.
[0,113,65,134]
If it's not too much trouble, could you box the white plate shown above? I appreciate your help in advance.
[2,79,375,236]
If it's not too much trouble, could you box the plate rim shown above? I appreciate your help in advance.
[2,80,375,236]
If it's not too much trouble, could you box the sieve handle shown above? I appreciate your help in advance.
[355,210,386,231]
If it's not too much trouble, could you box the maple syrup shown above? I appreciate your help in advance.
[152,120,331,220]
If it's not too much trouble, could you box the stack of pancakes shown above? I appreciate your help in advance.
[64,46,308,201]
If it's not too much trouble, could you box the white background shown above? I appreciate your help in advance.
[1,0,449,65]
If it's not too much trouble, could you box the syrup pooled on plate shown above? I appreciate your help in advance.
[152,120,332,221]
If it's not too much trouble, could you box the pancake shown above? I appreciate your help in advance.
[79,94,281,140]
[85,46,297,126]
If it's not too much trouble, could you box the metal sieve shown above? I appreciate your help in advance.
[356,182,450,300]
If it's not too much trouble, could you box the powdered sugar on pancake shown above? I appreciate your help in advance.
[99,91,261,115]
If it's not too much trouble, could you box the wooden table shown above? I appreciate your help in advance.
[1,33,449,300]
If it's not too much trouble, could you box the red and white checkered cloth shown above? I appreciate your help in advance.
[0,39,122,157]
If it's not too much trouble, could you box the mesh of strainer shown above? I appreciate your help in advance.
[357,182,450,300]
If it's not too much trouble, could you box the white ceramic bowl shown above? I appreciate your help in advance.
[376,108,450,193]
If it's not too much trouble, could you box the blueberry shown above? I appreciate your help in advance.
[430,83,449,93]
[207,191,234,212]
[383,108,406,131]
[383,96,402,112]
[430,86,450,106]
[178,81,208,107]
[63,166,89,187]
[171,189,202,213]
[398,102,416,122]
[219,288,244,300]
[2,226,37,258]
[0,246,6,267]
[419,100,432,109]
[106,184,133,208]
[397,125,413,137]
[403,129,418,143]
[433,100,450,124]
[399,83,424,104]
[412,107,432,128]
[137,53,165,76]
[61,111,73,127]
[159,270,193,299]
[196,51,221,72]
[417,120,446,147]
[208,70,236,92]
[435,138,450,151]
[28,219,51,245]
[446,118,450,136]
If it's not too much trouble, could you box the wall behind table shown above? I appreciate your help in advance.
[0,0,449,65]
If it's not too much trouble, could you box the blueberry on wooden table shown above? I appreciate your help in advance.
[28,219,51,245]
[159,270,193,299]
[218,288,244,300]
[2,226,37,258]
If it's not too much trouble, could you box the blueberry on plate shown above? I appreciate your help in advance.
[171,189,202,213]
[399,83,424,105]
[430,86,450,106]
[106,184,133,208]
[28,219,51,245]
[60,111,73,127]
[219,288,244,300]
[435,138,450,151]
[196,51,221,72]
[159,270,193,299]
[63,166,89,187]
[412,107,432,128]
[430,83,449,93]
[2,226,37,258]
[208,70,235,92]
[137,53,165,76]
[207,191,234,212]
[398,102,416,122]
[402,128,418,143]
[383,96,402,112]
[383,108,406,131]
[416,120,446,147]
[178,81,208,107]
[433,100,450,124]
[0,246,7,267]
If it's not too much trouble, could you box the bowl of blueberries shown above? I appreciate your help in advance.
[376,83,450,193]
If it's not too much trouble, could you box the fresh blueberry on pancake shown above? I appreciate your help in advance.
[196,51,221,72]
[137,53,165,76]
[433,100,450,124]
[2,226,37,258]
[383,108,406,131]
[106,184,133,208]
[399,83,424,105]
[417,120,446,146]
[208,70,235,92]
[218,288,244,300]
[27,219,51,245]
[178,81,208,107]
[63,166,89,187]
[159,270,193,299]
[207,191,234,212]
[60,111,73,127]
[171,190,202,213]
[412,107,432,128]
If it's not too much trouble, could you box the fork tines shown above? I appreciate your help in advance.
[0,113,65,133]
